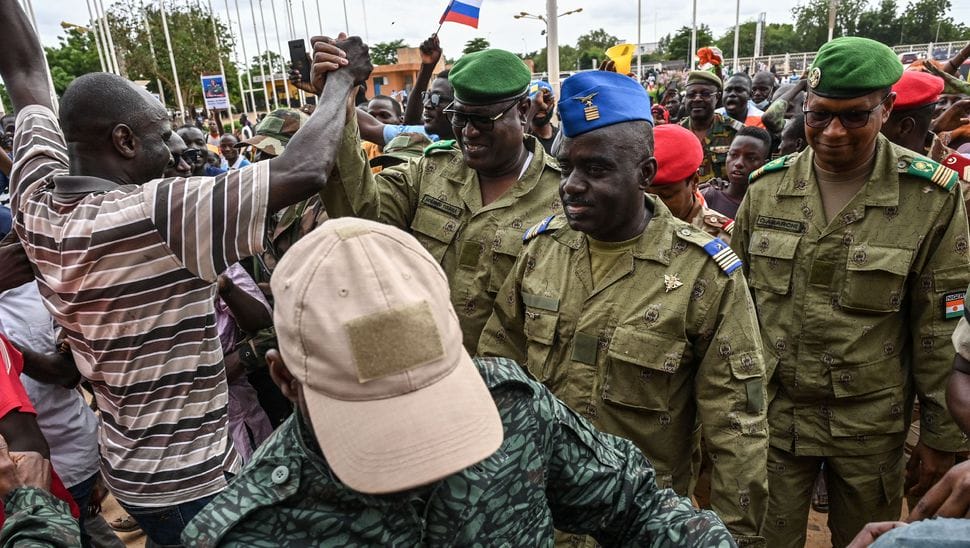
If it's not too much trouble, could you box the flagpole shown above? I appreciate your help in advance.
[139,3,166,107]
[257,0,281,110]
[84,0,108,72]
[341,0,349,34]
[22,0,59,113]
[269,0,289,108]
[360,0,369,42]
[690,0,698,69]
[732,0,740,72]
[315,0,323,34]
[97,0,122,75]
[94,0,118,74]
[224,0,249,115]
[249,0,273,113]
[233,0,259,116]
[637,0,642,79]
[158,0,186,124]
[207,0,234,125]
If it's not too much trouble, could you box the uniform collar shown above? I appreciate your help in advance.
[553,195,673,266]
[776,134,900,207]
[440,135,558,199]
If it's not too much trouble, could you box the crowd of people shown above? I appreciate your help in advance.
[1,0,970,546]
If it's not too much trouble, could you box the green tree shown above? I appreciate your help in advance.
[44,28,103,95]
[716,22,799,58]
[790,0,867,51]
[856,0,903,44]
[371,39,407,65]
[576,28,621,52]
[106,0,241,114]
[660,25,715,63]
[463,38,491,54]
[898,0,970,43]
[249,51,287,75]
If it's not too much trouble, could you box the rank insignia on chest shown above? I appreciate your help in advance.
[663,274,683,292]
[944,291,966,320]
[575,92,600,121]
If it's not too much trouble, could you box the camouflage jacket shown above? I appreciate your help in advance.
[0,487,80,547]
[321,109,563,351]
[182,357,736,548]
[733,135,970,457]
[477,197,767,546]
[679,114,743,182]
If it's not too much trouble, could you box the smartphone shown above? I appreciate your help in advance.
[289,39,310,83]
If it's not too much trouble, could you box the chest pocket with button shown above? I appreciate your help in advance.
[488,228,526,294]
[839,244,912,314]
[522,292,559,381]
[747,229,800,295]
[603,327,687,412]
[411,205,460,263]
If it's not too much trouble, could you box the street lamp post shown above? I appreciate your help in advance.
[513,6,582,97]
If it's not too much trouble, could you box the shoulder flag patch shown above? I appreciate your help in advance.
[423,139,458,157]
[943,152,970,184]
[703,238,742,275]
[523,215,557,242]
[905,157,958,192]
[749,154,794,183]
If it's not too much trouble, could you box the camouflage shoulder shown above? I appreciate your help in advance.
[675,225,742,276]
[522,215,566,242]
[749,153,796,183]
[422,139,458,157]
[898,152,960,192]
[473,357,539,394]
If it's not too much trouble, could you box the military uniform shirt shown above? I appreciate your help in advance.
[732,135,970,457]
[321,110,562,351]
[680,113,744,183]
[478,196,768,546]
[181,357,735,548]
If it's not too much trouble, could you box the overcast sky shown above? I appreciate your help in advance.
[30,0,970,66]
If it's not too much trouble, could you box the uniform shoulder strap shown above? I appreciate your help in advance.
[422,139,458,157]
[675,227,742,276]
[523,215,562,242]
[749,153,795,183]
[901,155,959,192]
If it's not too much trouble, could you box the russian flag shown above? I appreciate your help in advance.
[439,0,482,29]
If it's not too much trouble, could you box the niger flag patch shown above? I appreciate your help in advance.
[944,291,966,320]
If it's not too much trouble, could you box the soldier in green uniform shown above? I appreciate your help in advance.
[478,70,768,547]
[732,37,970,547]
[679,71,744,183]
[182,218,735,547]
[314,42,563,351]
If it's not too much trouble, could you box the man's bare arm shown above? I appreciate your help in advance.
[266,35,373,213]
[0,0,55,112]
[403,35,442,125]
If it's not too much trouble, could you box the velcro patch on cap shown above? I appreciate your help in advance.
[346,301,444,382]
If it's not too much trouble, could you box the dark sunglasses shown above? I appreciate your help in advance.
[421,91,454,108]
[444,99,520,131]
[169,148,202,168]
[803,94,891,129]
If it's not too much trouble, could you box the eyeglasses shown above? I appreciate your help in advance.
[803,94,891,129]
[444,100,520,131]
[421,91,453,108]
[169,148,202,168]
[685,90,716,100]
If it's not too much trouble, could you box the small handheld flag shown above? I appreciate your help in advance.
[438,0,482,29]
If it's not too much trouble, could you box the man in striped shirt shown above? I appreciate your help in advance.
[0,5,372,544]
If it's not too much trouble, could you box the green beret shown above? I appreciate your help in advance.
[808,37,903,98]
[686,70,722,90]
[450,49,531,105]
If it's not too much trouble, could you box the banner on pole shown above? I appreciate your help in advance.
[201,74,230,110]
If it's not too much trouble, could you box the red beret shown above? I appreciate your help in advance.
[652,124,703,185]
[891,70,944,111]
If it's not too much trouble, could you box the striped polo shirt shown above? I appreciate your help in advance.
[10,105,269,507]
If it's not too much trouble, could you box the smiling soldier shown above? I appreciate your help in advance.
[732,36,970,547]
[478,70,769,547]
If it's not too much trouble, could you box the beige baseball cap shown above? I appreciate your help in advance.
[270,217,503,494]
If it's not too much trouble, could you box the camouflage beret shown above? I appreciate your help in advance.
[808,37,903,98]
[237,109,309,156]
[449,49,531,106]
[369,132,431,169]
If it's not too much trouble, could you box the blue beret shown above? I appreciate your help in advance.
[558,71,653,138]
